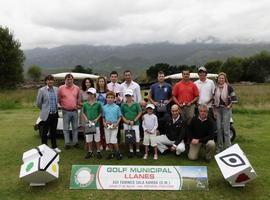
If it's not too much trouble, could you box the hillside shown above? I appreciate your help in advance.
[24,42,270,74]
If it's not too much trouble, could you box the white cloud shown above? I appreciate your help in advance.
[0,0,270,49]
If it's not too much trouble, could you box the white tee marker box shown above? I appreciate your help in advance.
[19,144,59,186]
[215,143,256,187]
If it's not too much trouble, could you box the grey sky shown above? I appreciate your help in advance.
[1,0,270,49]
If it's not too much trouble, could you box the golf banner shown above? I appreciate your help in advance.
[70,165,208,190]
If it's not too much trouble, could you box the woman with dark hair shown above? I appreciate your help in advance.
[79,78,94,132]
[81,78,94,102]
[213,72,237,153]
[96,76,109,150]
[96,76,108,106]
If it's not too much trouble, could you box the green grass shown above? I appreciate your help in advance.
[0,89,36,109]
[0,108,270,200]
[1,85,270,199]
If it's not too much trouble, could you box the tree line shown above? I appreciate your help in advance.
[1,25,270,89]
[146,51,270,83]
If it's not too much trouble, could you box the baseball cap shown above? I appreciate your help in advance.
[87,88,96,94]
[198,66,207,72]
[146,103,155,109]
[124,89,133,96]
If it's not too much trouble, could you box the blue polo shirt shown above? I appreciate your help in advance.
[103,103,122,123]
[150,82,172,102]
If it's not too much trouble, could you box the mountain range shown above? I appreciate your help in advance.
[23,42,270,74]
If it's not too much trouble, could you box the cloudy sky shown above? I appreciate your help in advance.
[1,0,270,49]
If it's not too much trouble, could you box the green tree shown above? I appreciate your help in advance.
[243,51,270,82]
[204,60,223,73]
[0,26,25,89]
[72,65,93,74]
[27,65,42,81]
[220,57,244,83]
[146,63,195,81]
[146,63,171,81]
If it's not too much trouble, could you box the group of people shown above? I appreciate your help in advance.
[36,67,237,162]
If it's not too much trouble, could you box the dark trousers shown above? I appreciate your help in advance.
[156,111,170,134]
[39,113,58,148]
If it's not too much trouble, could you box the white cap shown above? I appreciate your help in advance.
[198,66,207,72]
[124,89,133,96]
[87,88,96,94]
[146,103,155,109]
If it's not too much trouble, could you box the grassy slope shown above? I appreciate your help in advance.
[0,108,269,200]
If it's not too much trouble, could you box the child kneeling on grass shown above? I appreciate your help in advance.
[142,103,158,160]
[103,91,123,160]
[121,89,142,158]
[82,88,102,159]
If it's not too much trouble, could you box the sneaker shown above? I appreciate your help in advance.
[154,154,158,160]
[73,143,80,148]
[64,145,71,150]
[54,147,61,153]
[85,152,93,159]
[96,152,102,159]
[106,153,114,160]
[143,154,148,160]
[175,150,181,156]
[128,152,134,158]
[116,153,123,160]
[135,151,142,158]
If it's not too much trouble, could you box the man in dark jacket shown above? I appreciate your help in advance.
[156,104,186,155]
[188,104,215,161]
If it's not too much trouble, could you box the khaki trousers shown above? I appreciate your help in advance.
[188,140,215,160]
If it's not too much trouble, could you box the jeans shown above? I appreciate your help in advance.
[62,110,78,145]
[215,107,231,152]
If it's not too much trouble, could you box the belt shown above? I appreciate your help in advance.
[63,108,77,112]
[49,112,57,114]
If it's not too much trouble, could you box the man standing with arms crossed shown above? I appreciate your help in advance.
[58,74,81,149]
[173,68,199,124]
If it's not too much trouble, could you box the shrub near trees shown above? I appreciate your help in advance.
[0,26,25,89]
[72,65,93,74]
[27,65,42,81]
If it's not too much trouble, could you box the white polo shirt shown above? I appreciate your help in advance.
[107,82,123,104]
[194,78,215,108]
[121,81,142,103]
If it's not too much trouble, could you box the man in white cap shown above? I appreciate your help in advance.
[194,66,215,119]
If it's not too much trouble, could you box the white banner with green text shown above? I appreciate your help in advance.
[70,165,208,190]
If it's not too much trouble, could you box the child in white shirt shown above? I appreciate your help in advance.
[142,103,158,160]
